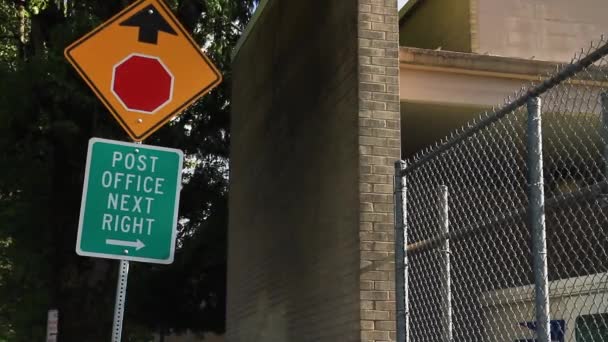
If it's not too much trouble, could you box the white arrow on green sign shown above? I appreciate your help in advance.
[76,138,183,264]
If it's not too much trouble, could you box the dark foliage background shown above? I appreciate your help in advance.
[0,0,255,340]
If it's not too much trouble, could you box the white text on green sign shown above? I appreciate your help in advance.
[76,138,183,264]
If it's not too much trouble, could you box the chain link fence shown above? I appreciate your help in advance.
[394,37,608,342]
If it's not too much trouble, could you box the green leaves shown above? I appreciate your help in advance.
[0,0,255,339]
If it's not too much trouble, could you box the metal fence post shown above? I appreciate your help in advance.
[526,97,550,342]
[439,185,452,341]
[394,160,408,342]
[601,93,608,173]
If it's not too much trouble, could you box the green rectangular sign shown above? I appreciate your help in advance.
[77,138,183,264]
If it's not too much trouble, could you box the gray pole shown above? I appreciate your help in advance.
[439,185,452,341]
[601,93,608,174]
[112,260,130,342]
[526,97,550,342]
[394,160,408,342]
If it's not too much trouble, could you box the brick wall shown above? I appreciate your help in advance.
[227,0,400,340]
[358,0,401,341]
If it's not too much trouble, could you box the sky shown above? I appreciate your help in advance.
[398,0,409,9]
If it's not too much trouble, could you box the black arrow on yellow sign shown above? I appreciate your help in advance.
[119,4,177,44]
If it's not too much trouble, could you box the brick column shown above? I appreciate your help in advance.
[358,0,401,341]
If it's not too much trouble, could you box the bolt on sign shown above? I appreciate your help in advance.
[64,0,222,141]
[77,138,183,264]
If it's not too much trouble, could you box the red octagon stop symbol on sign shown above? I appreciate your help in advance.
[111,53,174,114]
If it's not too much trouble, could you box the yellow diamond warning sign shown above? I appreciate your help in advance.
[65,0,222,141]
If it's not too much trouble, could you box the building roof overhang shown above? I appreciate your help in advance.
[399,46,560,81]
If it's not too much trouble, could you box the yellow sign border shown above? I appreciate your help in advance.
[64,0,222,141]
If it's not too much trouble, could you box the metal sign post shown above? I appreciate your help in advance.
[65,0,222,338]
[76,138,183,340]
[110,140,140,342]
[112,260,130,342]
[46,309,59,342]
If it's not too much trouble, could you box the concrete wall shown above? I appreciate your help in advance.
[227,0,401,341]
[227,0,361,340]
[474,0,608,62]
[399,0,472,52]
[398,0,608,62]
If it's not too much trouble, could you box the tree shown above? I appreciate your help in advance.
[0,0,255,340]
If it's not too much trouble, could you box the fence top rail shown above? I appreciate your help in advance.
[399,37,608,177]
